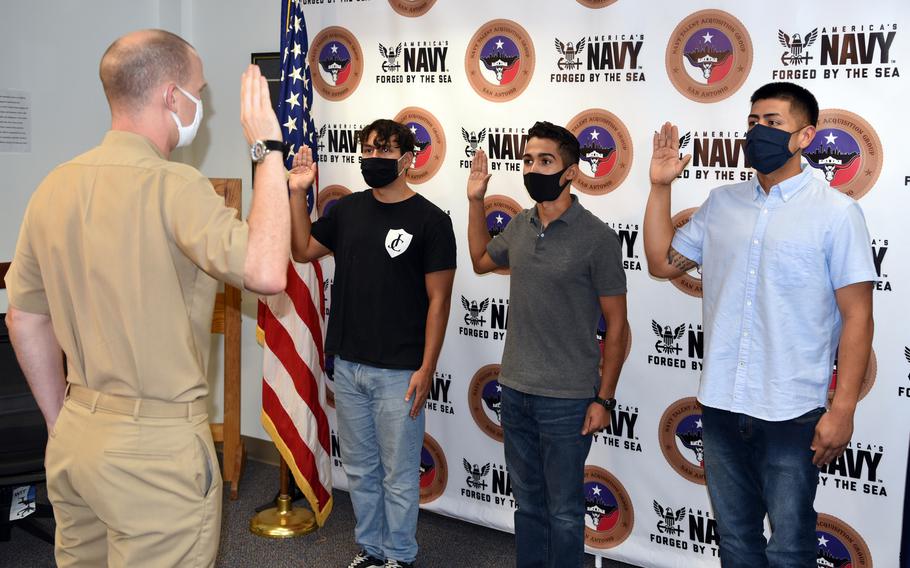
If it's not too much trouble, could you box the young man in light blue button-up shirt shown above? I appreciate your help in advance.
[643,82,876,567]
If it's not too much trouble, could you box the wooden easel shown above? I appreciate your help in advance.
[208,178,246,500]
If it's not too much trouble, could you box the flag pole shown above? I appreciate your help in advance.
[250,456,317,538]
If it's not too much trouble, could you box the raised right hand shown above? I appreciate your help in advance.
[288,145,317,194]
[650,122,691,186]
[240,64,282,145]
[467,149,492,202]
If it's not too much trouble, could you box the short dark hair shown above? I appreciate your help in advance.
[750,82,819,126]
[359,119,416,154]
[100,29,196,108]
[527,121,580,167]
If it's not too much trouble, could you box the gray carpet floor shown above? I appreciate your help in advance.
[1,459,641,568]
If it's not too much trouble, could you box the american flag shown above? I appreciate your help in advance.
[257,0,332,526]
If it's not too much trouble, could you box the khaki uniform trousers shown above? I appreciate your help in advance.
[46,390,221,568]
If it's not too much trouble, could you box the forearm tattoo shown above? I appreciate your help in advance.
[668,247,698,272]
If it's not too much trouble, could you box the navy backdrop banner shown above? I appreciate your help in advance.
[291,1,910,566]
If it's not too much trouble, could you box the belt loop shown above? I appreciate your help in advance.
[132,399,141,421]
[89,392,101,413]
[63,383,72,400]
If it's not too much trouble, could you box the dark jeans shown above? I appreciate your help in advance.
[501,385,594,568]
[702,405,825,568]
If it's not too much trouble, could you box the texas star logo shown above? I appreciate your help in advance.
[309,26,363,101]
[668,208,702,297]
[468,365,504,442]
[815,513,872,567]
[485,194,522,276]
[659,398,705,485]
[583,466,634,549]
[804,109,883,200]
[419,433,447,504]
[393,107,446,184]
[385,228,413,258]
[465,19,536,102]
[317,184,352,218]
[779,28,819,66]
[575,0,620,7]
[567,109,633,195]
[388,0,437,17]
[665,10,753,103]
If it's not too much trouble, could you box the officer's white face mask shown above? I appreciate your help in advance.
[167,85,203,148]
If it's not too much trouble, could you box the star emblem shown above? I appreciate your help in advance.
[283,115,298,134]
[702,32,714,43]
[293,15,301,33]
[818,535,829,547]
[695,419,703,429]
[496,384,502,392]
[824,132,838,145]
[590,129,600,141]
[495,214,504,224]
[330,43,338,54]
[592,486,602,496]
[495,38,504,50]
[292,42,302,58]
[285,91,300,110]
[289,66,303,84]
[410,125,418,134]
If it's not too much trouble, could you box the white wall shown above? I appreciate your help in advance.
[1,0,283,439]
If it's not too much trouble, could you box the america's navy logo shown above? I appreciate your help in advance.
[567,109,633,195]
[815,513,872,567]
[308,27,363,101]
[315,124,327,153]
[388,0,437,17]
[818,441,887,497]
[379,43,403,72]
[900,346,910,399]
[653,501,686,537]
[669,208,702,297]
[465,20,535,102]
[804,109,882,200]
[461,128,488,158]
[329,428,342,468]
[317,184,351,219]
[555,38,586,70]
[385,228,413,258]
[828,348,877,405]
[659,398,705,485]
[463,459,490,490]
[419,433,447,504]
[779,28,819,66]
[871,238,890,292]
[468,365,504,442]
[673,128,754,181]
[461,296,489,327]
[665,10,753,103]
[393,107,446,184]
[652,320,685,355]
[583,466,634,549]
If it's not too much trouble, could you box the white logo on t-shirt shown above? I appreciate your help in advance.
[385,228,413,258]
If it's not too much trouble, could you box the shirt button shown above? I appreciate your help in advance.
[753,239,759,245]
[746,300,752,306]
[743,331,749,337]
[738,362,745,367]
[749,269,756,275]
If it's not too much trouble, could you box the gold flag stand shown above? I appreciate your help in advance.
[250,457,317,538]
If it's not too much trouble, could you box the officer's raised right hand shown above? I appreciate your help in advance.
[650,122,691,187]
[467,149,493,202]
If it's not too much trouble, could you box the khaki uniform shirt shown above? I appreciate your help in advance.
[5,130,249,402]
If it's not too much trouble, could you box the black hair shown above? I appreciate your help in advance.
[750,82,819,126]
[359,119,416,154]
[527,121,580,167]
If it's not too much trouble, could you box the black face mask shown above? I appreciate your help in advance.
[745,124,803,175]
[361,156,406,188]
[523,168,571,203]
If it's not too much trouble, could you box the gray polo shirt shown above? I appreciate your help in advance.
[487,195,626,399]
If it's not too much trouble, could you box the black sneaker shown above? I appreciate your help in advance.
[384,560,415,568]
[347,550,384,568]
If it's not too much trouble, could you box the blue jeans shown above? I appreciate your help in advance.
[333,357,424,563]
[702,405,824,568]
[501,385,594,568]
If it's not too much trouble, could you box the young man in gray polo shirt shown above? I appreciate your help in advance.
[466,121,629,568]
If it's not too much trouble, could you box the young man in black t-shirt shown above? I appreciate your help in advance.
[288,119,456,568]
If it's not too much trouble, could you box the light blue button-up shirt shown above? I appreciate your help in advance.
[672,167,876,421]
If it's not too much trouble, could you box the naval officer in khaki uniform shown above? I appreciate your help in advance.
[5,29,291,567]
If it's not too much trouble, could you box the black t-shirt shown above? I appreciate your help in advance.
[311,190,456,369]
